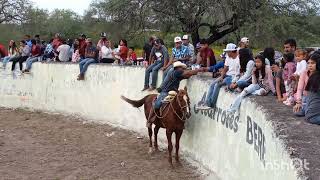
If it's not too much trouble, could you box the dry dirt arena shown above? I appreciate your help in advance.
[0,108,208,180]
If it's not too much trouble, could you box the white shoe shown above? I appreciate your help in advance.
[195,104,212,110]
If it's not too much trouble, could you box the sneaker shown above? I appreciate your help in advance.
[195,104,212,110]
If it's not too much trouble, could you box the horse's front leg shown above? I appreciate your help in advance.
[175,129,183,166]
[154,125,160,152]
[166,129,173,167]
[148,127,153,154]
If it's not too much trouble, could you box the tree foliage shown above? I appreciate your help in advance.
[0,0,31,23]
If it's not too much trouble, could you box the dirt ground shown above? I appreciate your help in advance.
[0,108,206,180]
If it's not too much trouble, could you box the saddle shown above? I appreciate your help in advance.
[161,91,177,103]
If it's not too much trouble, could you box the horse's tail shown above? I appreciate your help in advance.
[121,95,148,108]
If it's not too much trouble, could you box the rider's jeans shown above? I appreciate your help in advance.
[154,92,168,109]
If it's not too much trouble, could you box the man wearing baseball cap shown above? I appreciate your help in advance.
[196,43,240,110]
[196,39,216,67]
[239,37,249,49]
[182,35,195,63]
[147,61,204,127]
[142,39,170,91]
[97,32,108,60]
[162,36,190,81]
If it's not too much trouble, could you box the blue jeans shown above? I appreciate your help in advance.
[2,56,13,68]
[236,80,251,89]
[163,64,173,81]
[229,84,266,112]
[208,61,224,72]
[26,56,40,70]
[307,116,320,125]
[154,92,168,109]
[294,96,307,117]
[79,58,98,74]
[144,61,163,87]
[205,75,232,107]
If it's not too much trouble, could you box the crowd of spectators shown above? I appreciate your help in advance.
[0,33,320,125]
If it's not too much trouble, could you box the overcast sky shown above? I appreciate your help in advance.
[32,0,91,15]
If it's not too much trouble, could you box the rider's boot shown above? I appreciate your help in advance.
[146,108,160,128]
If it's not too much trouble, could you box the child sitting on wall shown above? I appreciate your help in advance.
[282,53,296,106]
[127,47,137,65]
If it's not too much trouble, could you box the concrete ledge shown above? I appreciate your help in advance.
[0,62,319,180]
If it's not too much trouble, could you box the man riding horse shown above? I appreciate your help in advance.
[147,61,204,128]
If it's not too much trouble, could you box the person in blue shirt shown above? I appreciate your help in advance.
[24,35,32,48]
[162,37,190,81]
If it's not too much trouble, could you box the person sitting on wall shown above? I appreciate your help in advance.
[77,38,98,81]
[78,34,87,60]
[11,40,30,72]
[142,39,169,91]
[100,40,114,64]
[195,43,240,110]
[195,39,216,68]
[302,57,320,125]
[227,55,275,113]
[182,35,195,64]
[127,47,137,65]
[22,39,41,73]
[162,37,190,81]
[56,40,71,62]
[147,61,204,128]
[229,48,255,91]
[42,39,54,62]
[293,53,320,117]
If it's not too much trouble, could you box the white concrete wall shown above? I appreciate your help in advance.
[0,63,303,180]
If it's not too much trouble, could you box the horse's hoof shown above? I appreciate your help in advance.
[148,147,154,154]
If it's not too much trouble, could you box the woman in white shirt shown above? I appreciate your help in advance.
[100,40,114,63]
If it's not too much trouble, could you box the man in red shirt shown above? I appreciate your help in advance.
[23,39,41,73]
[78,34,87,59]
[196,39,216,67]
[0,43,8,58]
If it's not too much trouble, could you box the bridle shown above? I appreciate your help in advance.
[153,91,191,122]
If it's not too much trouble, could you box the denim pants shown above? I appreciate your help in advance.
[26,56,40,70]
[236,80,251,89]
[163,64,173,81]
[144,61,163,87]
[2,56,13,68]
[205,75,232,107]
[229,84,266,112]
[79,58,98,74]
[209,61,224,72]
[307,116,320,125]
[154,92,168,109]
[294,96,307,117]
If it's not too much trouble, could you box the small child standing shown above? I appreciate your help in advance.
[127,47,137,65]
[293,49,308,79]
[282,53,296,106]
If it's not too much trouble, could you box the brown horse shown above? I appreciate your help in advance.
[121,87,191,167]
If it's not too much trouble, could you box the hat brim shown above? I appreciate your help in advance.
[223,49,236,52]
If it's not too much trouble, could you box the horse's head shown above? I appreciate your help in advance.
[177,87,191,119]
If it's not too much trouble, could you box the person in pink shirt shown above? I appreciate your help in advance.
[282,53,296,106]
[293,53,320,116]
[228,55,275,112]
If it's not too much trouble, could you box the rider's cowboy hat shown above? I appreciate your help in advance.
[173,61,187,69]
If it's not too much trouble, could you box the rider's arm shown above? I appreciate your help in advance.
[182,69,202,79]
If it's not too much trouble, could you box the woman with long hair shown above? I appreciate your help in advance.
[228,55,275,112]
[229,48,254,90]
[2,40,18,68]
[293,53,320,117]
